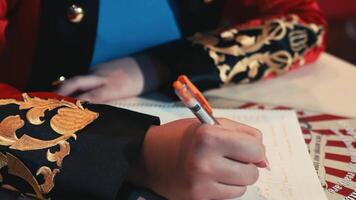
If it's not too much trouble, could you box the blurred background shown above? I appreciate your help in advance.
[319,0,356,65]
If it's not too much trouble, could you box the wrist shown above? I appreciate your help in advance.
[130,120,201,198]
[134,54,171,94]
[126,126,156,188]
[129,124,175,197]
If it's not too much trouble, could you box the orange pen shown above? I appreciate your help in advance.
[173,75,219,125]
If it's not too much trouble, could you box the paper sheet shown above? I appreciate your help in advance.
[121,106,328,200]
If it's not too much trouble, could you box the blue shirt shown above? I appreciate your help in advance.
[90,0,181,67]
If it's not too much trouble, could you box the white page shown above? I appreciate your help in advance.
[119,106,327,200]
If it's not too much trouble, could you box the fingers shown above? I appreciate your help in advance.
[56,75,106,96]
[185,124,262,200]
[210,183,247,200]
[212,157,259,186]
[181,179,247,200]
[75,88,103,103]
[217,118,263,141]
[195,124,266,164]
[209,119,269,167]
[75,86,116,103]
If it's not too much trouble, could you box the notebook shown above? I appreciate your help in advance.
[116,105,328,200]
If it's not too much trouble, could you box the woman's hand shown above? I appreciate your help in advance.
[56,57,146,103]
[131,118,268,200]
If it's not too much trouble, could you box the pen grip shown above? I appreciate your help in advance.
[186,99,218,125]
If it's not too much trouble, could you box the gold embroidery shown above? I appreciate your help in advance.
[191,15,324,84]
[192,32,241,56]
[0,153,45,199]
[236,35,256,47]
[218,51,292,83]
[220,28,238,40]
[36,167,60,194]
[10,134,69,151]
[248,60,260,78]
[0,115,23,146]
[3,93,79,125]
[51,107,98,137]
[9,109,97,151]
[0,152,7,169]
[192,18,292,57]
[0,94,98,151]
[0,94,99,198]
[289,29,308,53]
[1,184,18,192]
[209,51,225,65]
[47,141,70,167]
[0,99,20,106]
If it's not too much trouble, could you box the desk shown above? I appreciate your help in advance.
[205,53,356,117]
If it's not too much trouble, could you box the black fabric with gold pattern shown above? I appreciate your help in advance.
[150,15,324,94]
[190,15,324,85]
[0,94,159,199]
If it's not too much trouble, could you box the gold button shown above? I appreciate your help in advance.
[52,76,66,86]
[67,5,84,23]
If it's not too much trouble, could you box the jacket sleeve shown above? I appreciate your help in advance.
[0,84,160,200]
[148,0,327,91]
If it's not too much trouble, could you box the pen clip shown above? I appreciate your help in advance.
[177,75,213,114]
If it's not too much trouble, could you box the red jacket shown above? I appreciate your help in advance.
[0,0,326,91]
